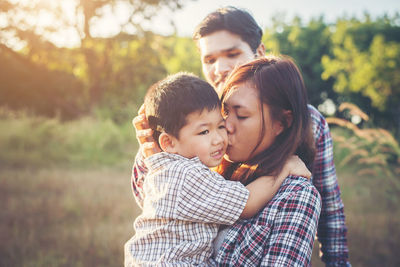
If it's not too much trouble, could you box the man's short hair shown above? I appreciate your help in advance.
[193,6,263,53]
[144,72,220,142]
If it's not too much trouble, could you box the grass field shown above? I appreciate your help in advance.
[1,166,399,267]
[1,112,399,266]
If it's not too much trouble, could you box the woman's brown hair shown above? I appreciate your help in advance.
[217,55,315,185]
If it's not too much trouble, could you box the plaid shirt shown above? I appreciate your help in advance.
[214,175,321,266]
[308,105,350,267]
[126,152,249,266]
[131,105,350,266]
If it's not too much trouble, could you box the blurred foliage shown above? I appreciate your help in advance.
[0,0,194,120]
[263,13,400,139]
[263,16,335,107]
[0,4,399,138]
[328,102,400,186]
[158,35,202,76]
[0,108,137,168]
[322,14,400,135]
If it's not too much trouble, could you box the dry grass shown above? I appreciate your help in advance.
[1,166,399,267]
[0,167,141,267]
[311,170,400,267]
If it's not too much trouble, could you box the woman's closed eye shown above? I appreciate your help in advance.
[236,115,248,120]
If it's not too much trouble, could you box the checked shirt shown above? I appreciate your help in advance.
[125,152,249,266]
[131,105,350,266]
[214,175,321,266]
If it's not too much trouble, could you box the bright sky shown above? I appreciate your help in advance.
[7,0,398,48]
[148,0,400,36]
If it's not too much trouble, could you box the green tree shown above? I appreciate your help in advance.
[263,16,335,106]
[159,35,202,76]
[322,14,400,136]
[0,0,192,118]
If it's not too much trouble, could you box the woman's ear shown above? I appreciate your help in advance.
[159,132,178,153]
[283,110,293,128]
[274,110,293,136]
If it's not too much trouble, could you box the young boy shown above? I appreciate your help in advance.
[124,72,309,266]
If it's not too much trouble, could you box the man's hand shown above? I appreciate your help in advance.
[284,155,311,179]
[132,104,161,157]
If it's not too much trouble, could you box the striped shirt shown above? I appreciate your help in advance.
[125,152,249,266]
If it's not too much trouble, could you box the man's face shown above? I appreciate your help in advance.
[198,30,258,95]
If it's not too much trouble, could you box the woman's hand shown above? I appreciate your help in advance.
[132,104,161,157]
[283,155,311,179]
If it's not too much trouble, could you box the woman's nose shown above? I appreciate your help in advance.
[225,116,234,134]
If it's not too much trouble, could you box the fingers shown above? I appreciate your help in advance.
[133,111,153,144]
[136,129,154,144]
[133,104,161,157]
[142,142,162,158]
[138,104,145,116]
[132,114,149,131]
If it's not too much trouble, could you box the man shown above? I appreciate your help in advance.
[133,6,350,267]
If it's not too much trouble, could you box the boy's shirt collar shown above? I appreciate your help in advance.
[144,152,202,170]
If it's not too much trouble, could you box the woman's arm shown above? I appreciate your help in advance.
[260,184,321,266]
[214,178,322,267]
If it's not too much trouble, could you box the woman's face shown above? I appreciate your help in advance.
[223,82,283,163]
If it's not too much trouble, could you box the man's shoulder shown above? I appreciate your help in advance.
[307,104,329,141]
[307,104,326,123]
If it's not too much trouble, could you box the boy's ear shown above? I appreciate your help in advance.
[159,132,178,153]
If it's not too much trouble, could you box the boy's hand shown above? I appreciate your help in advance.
[284,155,311,179]
[133,104,161,157]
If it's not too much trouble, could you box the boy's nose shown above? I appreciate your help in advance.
[212,131,224,145]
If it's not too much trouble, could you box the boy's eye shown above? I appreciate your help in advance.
[237,115,248,120]
[199,130,209,135]
[218,124,226,129]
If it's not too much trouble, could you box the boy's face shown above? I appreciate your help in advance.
[174,108,227,168]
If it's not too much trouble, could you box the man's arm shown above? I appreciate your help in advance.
[309,105,350,266]
[131,148,148,208]
[131,105,161,208]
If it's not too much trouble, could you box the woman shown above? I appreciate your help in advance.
[131,55,321,266]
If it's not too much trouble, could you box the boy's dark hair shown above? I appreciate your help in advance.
[193,6,263,53]
[144,72,220,143]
